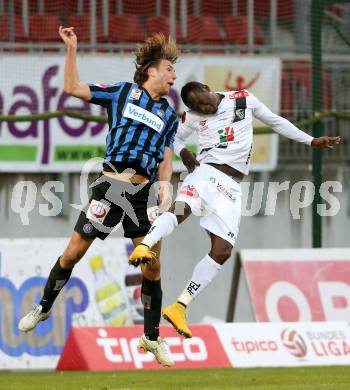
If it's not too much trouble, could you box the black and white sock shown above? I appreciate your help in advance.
[141,277,162,341]
[142,212,178,248]
[178,254,221,306]
[40,257,73,313]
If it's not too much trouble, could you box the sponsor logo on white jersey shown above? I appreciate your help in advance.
[229,90,249,100]
[124,103,164,132]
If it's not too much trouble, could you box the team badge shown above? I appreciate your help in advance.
[130,88,142,100]
[199,118,208,131]
[156,109,165,119]
[83,223,94,234]
[232,108,246,123]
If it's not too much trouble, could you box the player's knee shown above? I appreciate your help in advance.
[171,202,191,223]
[61,245,86,266]
[141,259,161,280]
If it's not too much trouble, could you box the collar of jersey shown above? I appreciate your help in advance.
[138,84,166,103]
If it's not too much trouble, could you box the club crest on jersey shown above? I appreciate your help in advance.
[232,108,246,123]
[129,88,142,100]
[235,109,245,119]
[199,119,208,131]
[156,109,165,119]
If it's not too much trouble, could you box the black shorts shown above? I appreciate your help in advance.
[74,174,158,240]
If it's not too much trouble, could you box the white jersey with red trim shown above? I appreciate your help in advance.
[174,90,313,175]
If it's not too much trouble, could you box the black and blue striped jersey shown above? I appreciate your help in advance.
[88,81,179,181]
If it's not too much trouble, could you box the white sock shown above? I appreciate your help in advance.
[142,212,178,248]
[177,254,221,306]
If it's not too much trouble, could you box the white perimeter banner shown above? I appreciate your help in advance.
[57,322,350,370]
[214,321,350,367]
[0,237,143,369]
[240,248,350,322]
[0,238,349,370]
[0,54,280,172]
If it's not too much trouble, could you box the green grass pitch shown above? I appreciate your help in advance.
[0,366,349,390]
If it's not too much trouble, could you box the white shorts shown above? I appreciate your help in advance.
[176,164,241,246]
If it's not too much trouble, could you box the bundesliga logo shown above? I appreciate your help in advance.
[281,329,307,358]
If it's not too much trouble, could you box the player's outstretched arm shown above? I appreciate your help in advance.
[311,136,341,149]
[250,93,342,149]
[59,26,91,101]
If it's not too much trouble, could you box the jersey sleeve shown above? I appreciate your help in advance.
[249,92,314,145]
[164,115,179,149]
[88,82,123,107]
[174,111,195,156]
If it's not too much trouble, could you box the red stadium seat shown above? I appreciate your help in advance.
[201,0,294,18]
[146,16,184,42]
[108,15,145,43]
[147,16,170,36]
[202,0,235,16]
[121,0,157,15]
[0,14,27,42]
[161,0,195,16]
[13,0,38,16]
[224,16,264,45]
[237,0,294,18]
[69,14,106,43]
[29,14,62,42]
[187,16,226,44]
[41,0,65,14]
[281,60,332,115]
[64,0,92,14]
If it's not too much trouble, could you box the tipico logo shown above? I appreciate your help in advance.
[281,329,307,358]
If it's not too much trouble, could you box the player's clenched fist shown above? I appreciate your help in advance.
[59,26,77,49]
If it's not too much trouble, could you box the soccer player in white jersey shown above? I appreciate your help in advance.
[129,81,341,338]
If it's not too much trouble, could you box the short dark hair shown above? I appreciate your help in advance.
[180,81,207,107]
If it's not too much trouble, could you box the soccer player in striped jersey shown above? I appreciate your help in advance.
[18,27,180,367]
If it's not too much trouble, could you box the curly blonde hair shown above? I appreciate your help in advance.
[133,33,180,85]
